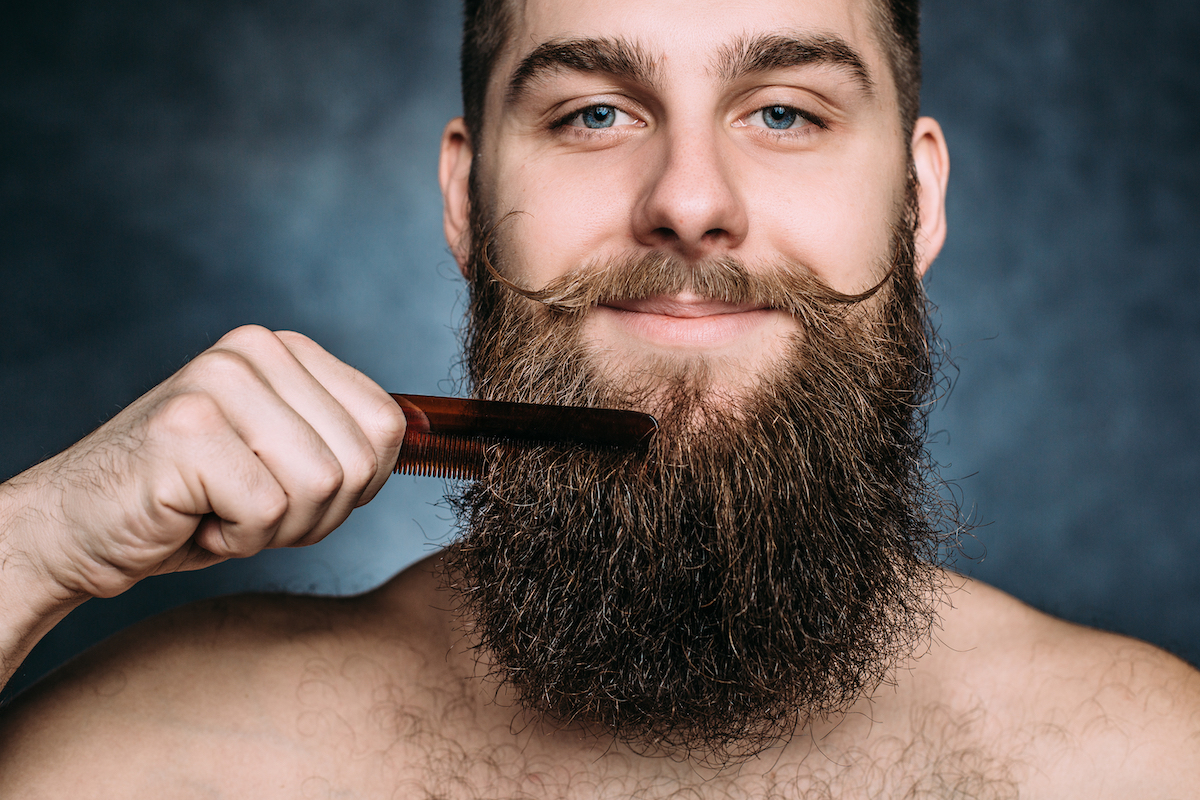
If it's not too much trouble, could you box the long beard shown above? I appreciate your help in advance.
[443,180,950,760]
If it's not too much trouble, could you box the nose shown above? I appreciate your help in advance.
[632,127,749,258]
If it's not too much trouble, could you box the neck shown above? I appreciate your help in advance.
[433,571,910,775]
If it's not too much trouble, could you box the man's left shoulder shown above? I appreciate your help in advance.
[929,574,1200,793]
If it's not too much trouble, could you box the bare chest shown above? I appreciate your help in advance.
[274,628,1024,800]
[286,693,1022,800]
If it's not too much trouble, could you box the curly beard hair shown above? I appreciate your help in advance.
[443,174,951,761]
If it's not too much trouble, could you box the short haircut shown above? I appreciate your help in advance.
[459,0,922,146]
[870,0,922,138]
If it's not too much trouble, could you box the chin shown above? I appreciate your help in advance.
[581,337,800,419]
[580,317,800,413]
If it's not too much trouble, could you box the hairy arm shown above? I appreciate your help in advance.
[0,477,84,691]
[0,326,407,697]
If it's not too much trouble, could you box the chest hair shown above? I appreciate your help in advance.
[291,655,1022,800]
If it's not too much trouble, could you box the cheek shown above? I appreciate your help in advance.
[487,132,906,293]
[745,152,901,295]
[491,155,637,285]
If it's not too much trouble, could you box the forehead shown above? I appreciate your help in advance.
[507,0,885,74]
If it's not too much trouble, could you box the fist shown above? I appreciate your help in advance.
[14,326,407,601]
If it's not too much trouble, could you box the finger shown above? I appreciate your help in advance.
[145,391,290,561]
[272,330,406,507]
[197,326,404,547]
[182,339,347,547]
[215,328,393,544]
[153,534,225,575]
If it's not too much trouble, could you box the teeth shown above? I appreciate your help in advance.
[394,432,487,480]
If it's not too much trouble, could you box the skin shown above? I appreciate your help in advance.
[442,0,947,396]
[1,0,1198,795]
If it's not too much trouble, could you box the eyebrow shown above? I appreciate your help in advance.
[504,31,875,107]
[506,37,660,106]
[715,32,875,96]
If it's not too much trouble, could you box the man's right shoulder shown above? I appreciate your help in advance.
[0,555,451,797]
[931,576,1200,796]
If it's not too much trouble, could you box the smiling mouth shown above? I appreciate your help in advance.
[594,294,787,348]
[601,293,768,318]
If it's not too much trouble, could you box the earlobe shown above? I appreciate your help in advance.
[910,117,950,278]
[439,117,474,273]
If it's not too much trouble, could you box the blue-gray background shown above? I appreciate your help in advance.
[2,1,1197,701]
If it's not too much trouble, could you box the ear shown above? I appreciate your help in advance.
[439,117,474,274]
[910,116,950,278]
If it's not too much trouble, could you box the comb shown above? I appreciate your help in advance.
[391,394,658,480]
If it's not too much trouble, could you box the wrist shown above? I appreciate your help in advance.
[0,470,90,689]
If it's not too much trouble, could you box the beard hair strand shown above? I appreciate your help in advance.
[442,178,953,762]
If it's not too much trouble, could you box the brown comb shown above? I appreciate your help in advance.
[391,394,658,480]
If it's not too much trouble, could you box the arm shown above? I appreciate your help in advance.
[0,325,407,696]
[0,477,84,690]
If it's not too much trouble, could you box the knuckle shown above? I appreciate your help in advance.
[220,536,259,559]
[209,325,294,366]
[225,537,265,559]
[151,392,225,438]
[307,458,345,501]
[188,347,260,387]
[273,329,316,353]
[216,324,276,350]
[374,397,408,450]
[253,486,290,531]
[344,445,379,493]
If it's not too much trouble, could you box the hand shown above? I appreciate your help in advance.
[2,325,407,604]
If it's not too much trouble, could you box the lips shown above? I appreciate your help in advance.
[594,294,783,348]
[600,293,767,318]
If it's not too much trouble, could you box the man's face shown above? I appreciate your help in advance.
[451,0,925,400]
[437,0,951,761]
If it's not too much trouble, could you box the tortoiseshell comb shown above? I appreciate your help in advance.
[391,394,658,480]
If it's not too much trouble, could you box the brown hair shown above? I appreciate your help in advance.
[459,0,922,145]
[871,0,922,139]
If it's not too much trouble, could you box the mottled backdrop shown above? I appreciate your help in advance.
[2,0,1198,701]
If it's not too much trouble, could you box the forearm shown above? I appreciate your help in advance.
[0,472,89,695]
[0,328,407,696]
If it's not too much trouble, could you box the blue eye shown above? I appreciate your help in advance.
[579,105,617,129]
[559,104,641,133]
[761,106,800,130]
[737,104,824,134]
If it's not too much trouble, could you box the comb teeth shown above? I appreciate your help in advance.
[394,431,489,480]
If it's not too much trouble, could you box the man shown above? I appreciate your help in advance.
[1,0,1197,795]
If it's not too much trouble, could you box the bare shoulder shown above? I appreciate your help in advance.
[927,574,1200,796]
[0,555,450,797]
